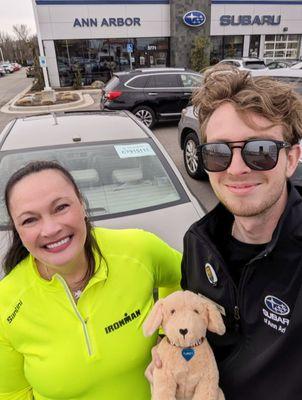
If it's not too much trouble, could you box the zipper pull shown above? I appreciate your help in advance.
[234,306,240,320]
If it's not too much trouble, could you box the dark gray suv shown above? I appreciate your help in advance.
[100,68,202,128]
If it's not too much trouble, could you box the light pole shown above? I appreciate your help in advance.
[0,47,4,63]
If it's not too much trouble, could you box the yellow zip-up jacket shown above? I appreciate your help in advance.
[0,228,181,400]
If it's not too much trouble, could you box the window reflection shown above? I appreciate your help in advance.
[54,38,170,87]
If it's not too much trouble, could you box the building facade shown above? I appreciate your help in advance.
[34,0,302,87]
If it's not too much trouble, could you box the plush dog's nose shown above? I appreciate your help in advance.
[179,328,188,337]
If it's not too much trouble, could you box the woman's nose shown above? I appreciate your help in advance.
[227,148,251,175]
[40,217,61,237]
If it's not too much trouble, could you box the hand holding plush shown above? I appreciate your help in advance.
[143,291,225,400]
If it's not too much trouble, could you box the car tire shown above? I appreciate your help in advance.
[183,132,208,180]
[133,106,156,129]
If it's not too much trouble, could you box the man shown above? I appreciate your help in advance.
[146,67,302,399]
[181,68,302,399]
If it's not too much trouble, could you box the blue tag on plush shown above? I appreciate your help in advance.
[182,348,195,361]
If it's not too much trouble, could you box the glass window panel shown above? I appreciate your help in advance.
[276,43,286,49]
[265,35,275,41]
[153,74,179,88]
[180,74,202,88]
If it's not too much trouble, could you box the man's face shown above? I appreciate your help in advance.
[205,102,300,217]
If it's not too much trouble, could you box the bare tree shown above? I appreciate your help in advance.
[12,24,32,65]
[13,24,31,42]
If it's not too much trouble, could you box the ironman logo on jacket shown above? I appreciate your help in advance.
[263,295,290,334]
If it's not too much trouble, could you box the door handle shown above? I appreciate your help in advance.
[184,92,191,95]
[147,92,158,95]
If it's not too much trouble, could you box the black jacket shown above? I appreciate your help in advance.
[181,183,302,400]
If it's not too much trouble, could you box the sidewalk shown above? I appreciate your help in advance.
[0,86,100,114]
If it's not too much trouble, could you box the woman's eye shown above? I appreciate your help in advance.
[56,204,69,212]
[193,309,199,314]
[22,217,36,225]
[170,309,175,315]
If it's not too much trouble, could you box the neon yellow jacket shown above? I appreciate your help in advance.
[0,228,181,400]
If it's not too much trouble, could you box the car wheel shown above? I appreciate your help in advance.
[133,106,156,129]
[183,132,208,180]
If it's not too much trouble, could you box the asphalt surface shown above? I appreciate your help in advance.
[0,71,218,212]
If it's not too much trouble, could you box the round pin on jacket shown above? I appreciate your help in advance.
[205,263,218,286]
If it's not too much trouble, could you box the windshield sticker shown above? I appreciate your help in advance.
[114,143,155,158]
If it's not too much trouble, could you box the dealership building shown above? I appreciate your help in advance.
[34,0,302,87]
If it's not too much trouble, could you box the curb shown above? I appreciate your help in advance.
[1,88,98,114]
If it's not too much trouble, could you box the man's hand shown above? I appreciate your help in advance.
[145,343,162,384]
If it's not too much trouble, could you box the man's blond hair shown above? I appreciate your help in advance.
[192,65,302,144]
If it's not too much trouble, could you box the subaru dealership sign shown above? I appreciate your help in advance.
[183,11,206,27]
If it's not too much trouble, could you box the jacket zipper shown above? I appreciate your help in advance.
[56,275,93,356]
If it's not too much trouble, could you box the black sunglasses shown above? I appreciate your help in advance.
[198,139,291,172]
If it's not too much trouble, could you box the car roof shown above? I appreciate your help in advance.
[1,111,149,151]
[114,67,196,77]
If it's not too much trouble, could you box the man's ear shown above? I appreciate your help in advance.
[143,300,164,337]
[286,144,301,178]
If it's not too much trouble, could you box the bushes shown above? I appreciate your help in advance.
[190,37,210,72]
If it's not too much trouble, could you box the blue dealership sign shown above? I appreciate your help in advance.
[183,10,206,27]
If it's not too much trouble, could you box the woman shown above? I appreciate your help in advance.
[0,161,181,400]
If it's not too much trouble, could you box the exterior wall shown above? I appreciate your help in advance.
[211,2,302,36]
[170,0,211,68]
[36,3,170,40]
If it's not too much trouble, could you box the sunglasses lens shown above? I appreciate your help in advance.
[243,140,278,170]
[201,143,232,172]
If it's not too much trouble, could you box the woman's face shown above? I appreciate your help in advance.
[8,169,87,271]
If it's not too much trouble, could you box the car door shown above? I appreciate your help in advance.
[143,73,184,118]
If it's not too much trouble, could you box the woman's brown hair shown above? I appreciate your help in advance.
[3,160,102,278]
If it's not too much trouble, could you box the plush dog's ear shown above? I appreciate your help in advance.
[206,301,226,335]
[143,300,164,337]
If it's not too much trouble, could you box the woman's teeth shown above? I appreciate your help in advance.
[45,236,70,249]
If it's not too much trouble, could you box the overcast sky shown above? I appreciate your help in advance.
[0,0,36,37]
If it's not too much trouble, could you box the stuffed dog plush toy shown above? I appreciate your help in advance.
[143,290,225,400]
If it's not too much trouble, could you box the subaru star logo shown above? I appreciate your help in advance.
[264,295,290,316]
[183,10,206,27]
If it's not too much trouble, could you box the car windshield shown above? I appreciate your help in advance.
[0,140,184,227]
[243,61,266,69]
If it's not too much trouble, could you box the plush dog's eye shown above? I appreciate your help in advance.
[170,309,176,315]
[193,309,199,314]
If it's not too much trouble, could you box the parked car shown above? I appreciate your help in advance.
[100,68,202,128]
[1,63,14,73]
[218,58,268,71]
[11,62,21,71]
[266,60,293,69]
[291,61,302,70]
[0,110,205,277]
[26,66,35,78]
[178,106,207,180]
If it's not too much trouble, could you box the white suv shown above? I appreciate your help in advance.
[218,58,268,71]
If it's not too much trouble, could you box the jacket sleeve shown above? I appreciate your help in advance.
[0,320,33,400]
[142,231,182,296]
